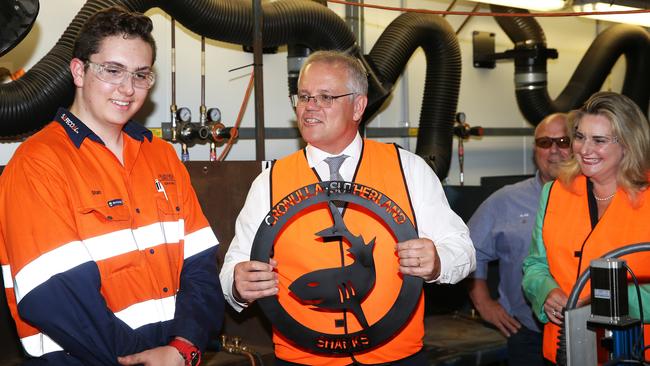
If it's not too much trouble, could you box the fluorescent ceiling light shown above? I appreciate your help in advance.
[573,3,650,27]
[467,0,567,11]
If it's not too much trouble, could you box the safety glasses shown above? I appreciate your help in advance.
[535,136,570,149]
[85,61,155,89]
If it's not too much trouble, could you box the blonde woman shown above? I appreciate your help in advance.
[523,91,650,363]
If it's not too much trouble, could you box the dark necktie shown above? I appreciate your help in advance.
[324,155,348,181]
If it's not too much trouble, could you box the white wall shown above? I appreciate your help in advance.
[0,0,633,185]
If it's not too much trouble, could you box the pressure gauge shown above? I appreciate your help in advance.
[207,107,221,122]
[177,107,192,123]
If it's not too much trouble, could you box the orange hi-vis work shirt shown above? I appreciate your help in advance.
[0,109,222,363]
[270,139,424,365]
[542,176,650,362]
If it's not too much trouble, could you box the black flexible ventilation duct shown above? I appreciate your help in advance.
[0,0,40,57]
[492,5,650,125]
[366,12,461,177]
[0,0,357,137]
[0,0,461,179]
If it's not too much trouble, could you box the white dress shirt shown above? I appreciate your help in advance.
[219,133,475,311]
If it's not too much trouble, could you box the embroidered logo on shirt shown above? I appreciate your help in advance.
[60,113,80,134]
[157,173,176,185]
[107,199,124,207]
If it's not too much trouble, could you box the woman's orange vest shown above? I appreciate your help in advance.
[270,140,424,365]
[542,175,650,362]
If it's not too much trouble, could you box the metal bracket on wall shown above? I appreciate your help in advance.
[473,31,496,69]
[472,30,558,69]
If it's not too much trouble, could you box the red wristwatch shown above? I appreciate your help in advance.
[169,338,201,366]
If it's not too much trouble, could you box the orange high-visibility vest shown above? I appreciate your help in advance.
[270,140,424,365]
[542,175,650,362]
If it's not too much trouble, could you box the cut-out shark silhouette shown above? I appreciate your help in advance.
[289,201,377,329]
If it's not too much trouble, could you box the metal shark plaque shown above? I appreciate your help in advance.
[251,181,423,355]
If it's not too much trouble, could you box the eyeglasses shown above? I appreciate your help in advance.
[291,92,356,108]
[85,61,156,89]
[535,136,571,149]
[573,131,618,147]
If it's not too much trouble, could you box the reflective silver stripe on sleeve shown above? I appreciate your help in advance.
[2,264,13,289]
[183,226,218,259]
[14,241,92,303]
[114,295,176,329]
[20,332,63,357]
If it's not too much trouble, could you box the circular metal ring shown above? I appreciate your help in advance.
[251,181,422,355]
